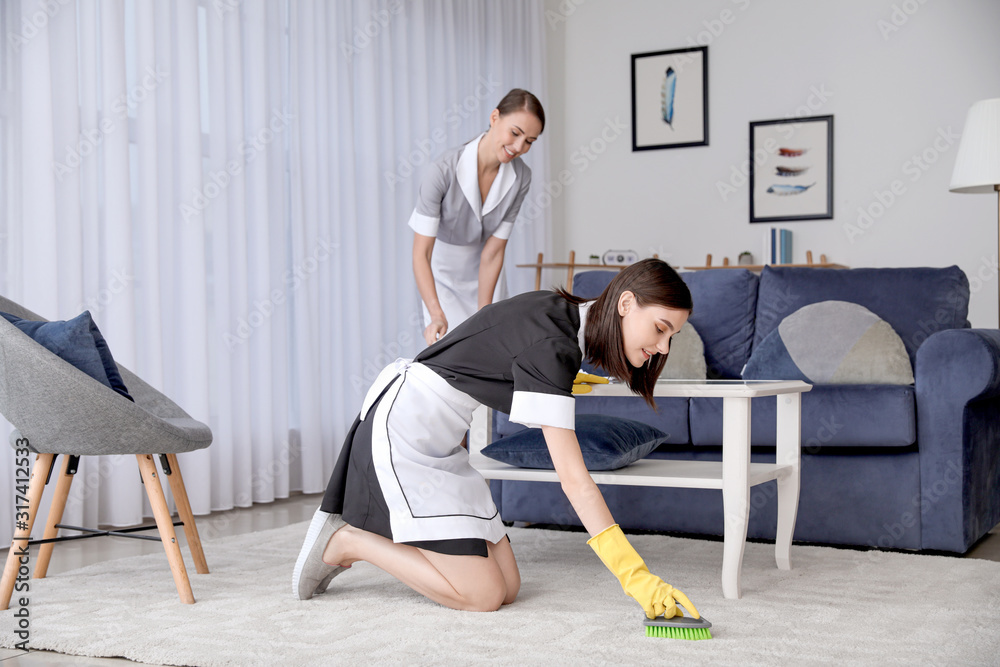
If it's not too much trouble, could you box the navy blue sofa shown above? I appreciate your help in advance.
[490,266,1000,554]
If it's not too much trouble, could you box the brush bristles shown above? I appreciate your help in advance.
[645,625,712,640]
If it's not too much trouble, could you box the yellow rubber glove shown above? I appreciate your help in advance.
[574,371,610,385]
[572,371,609,394]
[588,524,700,620]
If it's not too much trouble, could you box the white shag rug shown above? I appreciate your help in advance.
[2,521,999,666]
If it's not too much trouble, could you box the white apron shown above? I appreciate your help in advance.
[361,358,507,545]
[423,240,508,331]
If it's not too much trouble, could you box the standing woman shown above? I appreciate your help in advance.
[411,89,543,346]
[293,259,702,621]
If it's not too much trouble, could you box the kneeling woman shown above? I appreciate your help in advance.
[293,258,700,618]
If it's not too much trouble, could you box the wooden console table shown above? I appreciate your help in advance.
[518,250,845,290]
[516,251,627,291]
[684,250,847,271]
[469,379,812,599]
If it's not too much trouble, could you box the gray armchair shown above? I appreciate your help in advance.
[0,295,212,607]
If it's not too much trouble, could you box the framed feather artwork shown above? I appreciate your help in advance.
[749,115,834,223]
[631,46,708,151]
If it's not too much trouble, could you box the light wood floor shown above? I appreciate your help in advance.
[1,493,998,665]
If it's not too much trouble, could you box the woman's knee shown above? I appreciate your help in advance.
[459,569,507,612]
[465,584,506,612]
[502,572,520,605]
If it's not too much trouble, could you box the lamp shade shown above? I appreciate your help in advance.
[950,98,1000,193]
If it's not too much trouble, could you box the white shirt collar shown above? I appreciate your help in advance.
[578,300,592,358]
[456,133,516,221]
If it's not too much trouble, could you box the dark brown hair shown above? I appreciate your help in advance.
[496,88,545,133]
[558,258,693,407]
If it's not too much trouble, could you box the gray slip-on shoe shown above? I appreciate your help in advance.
[292,508,348,600]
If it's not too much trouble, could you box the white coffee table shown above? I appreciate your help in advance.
[469,379,812,599]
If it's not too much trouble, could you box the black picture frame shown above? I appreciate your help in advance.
[749,115,834,223]
[631,46,708,151]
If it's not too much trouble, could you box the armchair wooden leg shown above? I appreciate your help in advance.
[136,454,194,604]
[163,453,209,574]
[1,453,56,610]
[33,455,76,580]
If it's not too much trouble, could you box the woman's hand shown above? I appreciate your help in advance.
[541,426,700,619]
[423,317,448,346]
[588,524,700,619]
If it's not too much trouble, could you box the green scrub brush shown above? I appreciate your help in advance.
[643,613,713,640]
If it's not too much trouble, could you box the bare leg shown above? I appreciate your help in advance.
[324,525,518,612]
[488,536,520,605]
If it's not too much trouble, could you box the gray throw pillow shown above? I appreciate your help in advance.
[742,300,914,384]
[660,321,707,380]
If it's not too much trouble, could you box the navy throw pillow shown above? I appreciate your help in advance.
[1,310,133,401]
[482,414,668,471]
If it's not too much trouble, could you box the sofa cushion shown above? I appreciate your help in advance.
[574,268,758,379]
[754,266,970,367]
[482,414,670,470]
[743,301,914,384]
[689,384,916,448]
[682,270,759,379]
[572,269,619,299]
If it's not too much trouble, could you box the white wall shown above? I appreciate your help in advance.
[542,0,1000,326]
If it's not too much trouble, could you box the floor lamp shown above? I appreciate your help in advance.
[950,97,1000,327]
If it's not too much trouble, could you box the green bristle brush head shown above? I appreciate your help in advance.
[643,613,713,640]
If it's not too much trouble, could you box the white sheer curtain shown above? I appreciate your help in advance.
[0,0,549,545]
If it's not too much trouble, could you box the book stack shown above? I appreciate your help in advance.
[763,228,792,265]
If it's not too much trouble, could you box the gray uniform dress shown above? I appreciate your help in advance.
[408,133,532,330]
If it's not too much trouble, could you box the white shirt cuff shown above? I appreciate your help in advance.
[408,210,439,237]
[509,391,575,430]
[492,220,514,240]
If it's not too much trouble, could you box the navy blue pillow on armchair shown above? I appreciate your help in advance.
[0,310,133,401]
[482,414,668,471]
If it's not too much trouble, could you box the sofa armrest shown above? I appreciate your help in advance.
[915,328,1000,551]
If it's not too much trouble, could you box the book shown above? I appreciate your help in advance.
[765,227,793,265]
[780,229,792,264]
